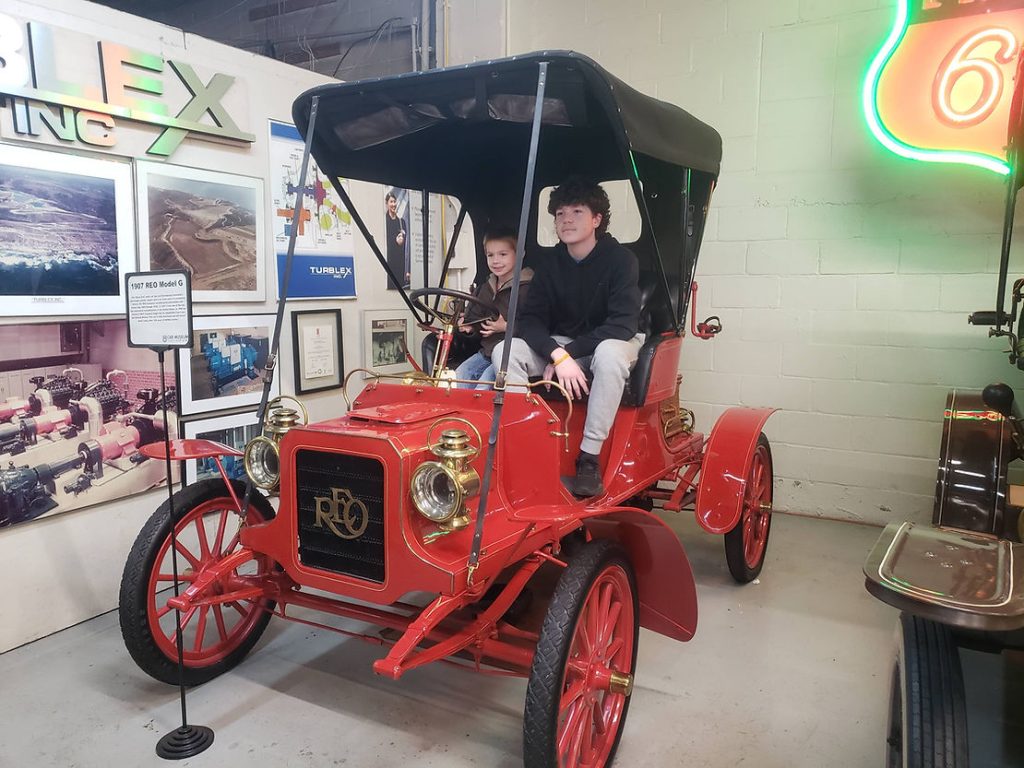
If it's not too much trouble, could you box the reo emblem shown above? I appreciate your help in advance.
[313,487,370,540]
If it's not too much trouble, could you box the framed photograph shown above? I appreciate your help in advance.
[137,162,266,302]
[177,314,279,415]
[291,309,343,394]
[0,318,177,531]
[0,144,135,316]
[362,309,412,376]
[181,411,260,485]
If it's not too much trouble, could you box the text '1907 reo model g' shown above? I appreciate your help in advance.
[118,52,778,768]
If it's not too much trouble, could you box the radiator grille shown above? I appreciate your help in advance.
[295,449,385,583]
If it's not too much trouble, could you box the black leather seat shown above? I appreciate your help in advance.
[620,271,677,406]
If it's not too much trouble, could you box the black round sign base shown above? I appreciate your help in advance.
[156,725,214,760]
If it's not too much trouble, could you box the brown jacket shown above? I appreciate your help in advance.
[464,267,534,355]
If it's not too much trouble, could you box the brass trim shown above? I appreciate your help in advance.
[608,671,633,696]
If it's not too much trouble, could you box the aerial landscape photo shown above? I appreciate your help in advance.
[0,163,120,297]
[146,173,258,292]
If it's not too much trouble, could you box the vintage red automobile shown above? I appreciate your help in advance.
[118,52,777,768]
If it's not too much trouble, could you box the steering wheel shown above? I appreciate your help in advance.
[409,287,499,328]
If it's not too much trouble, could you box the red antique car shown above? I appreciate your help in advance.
[118,52,776,768]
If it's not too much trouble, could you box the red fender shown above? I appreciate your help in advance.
[695,407,776,535]
[140,437,243,462]
[583,509,698,642]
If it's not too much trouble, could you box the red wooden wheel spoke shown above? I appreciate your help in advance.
[576,617,592,655]
[581,703,596,761]
[213,605,228,643]
[601,601,622,653]
[593,696,608,735]
[171,606,198,644]
[558,697,588,758]
[228,601,248,618]
[174,540,200,570]
[193,514,211,561]
[565,707,587,768]
[156,604,172,620]
[193,606,209,653]
[155,572,195,583]
[606,637,624,666]
[212,509,229,558]
[222,531,241,555]
[560,678,587,713]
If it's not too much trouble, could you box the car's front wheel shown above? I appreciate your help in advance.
[118,479,278,686]
[523,540,639,768]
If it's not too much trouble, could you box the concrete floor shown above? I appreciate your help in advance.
[0,514,898,768]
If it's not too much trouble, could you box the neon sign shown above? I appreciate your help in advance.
[0,14,254,157]
[864,0,1024,175]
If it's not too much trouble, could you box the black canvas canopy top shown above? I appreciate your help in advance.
[292,51,722,325]
[292,50,722,200]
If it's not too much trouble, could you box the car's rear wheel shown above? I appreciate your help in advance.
[724,433,773,583]
[524,540,639,768]
[887,613,969,768]
[119,479,278,686]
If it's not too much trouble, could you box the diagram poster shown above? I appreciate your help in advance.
[269,120,356,299]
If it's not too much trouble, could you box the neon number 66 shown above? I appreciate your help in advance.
[932,28,1019,127]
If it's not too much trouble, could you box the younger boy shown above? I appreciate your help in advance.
[455,227,533,388]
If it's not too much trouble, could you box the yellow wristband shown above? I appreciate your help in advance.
[553,352,571,366]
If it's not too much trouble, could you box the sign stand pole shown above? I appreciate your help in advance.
[152,343,215,760]
[123,270,211,759]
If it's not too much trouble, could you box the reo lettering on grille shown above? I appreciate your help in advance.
[313,487,369,540]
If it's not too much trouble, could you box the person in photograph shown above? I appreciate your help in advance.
[385,191,409,290]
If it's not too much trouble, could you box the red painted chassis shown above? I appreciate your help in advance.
[135,336,773,683]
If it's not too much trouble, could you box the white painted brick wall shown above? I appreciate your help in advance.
[450,0,1021,525]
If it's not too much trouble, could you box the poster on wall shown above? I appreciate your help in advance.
[0,144,135,316]
[137,162,266,302]
[177,314,279,415]
[181,410,260,485]
[269,120,356,299]
[0,318,178,530]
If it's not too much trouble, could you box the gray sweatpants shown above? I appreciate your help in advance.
[492,334,644,455]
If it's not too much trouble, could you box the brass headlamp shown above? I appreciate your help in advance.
[410,420,481,531]
[244,396,307,492]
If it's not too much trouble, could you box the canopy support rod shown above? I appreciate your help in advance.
[436,204,467,305]
[467,60,549,582]
[240,95,319,519]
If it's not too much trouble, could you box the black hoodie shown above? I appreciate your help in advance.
[516,234,640,360]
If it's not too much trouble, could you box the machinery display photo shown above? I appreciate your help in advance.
[863,54,1024,768]
[117,52,778,768]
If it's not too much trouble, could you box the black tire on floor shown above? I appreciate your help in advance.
[523,539,640,768]
[724,432,773,583]
[887,613,969,768]
[118,478,277,686]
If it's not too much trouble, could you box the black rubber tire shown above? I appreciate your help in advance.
[724,433,773,583]
[118,479,277,686]
[523,539,639,768]
[887,613,969,768]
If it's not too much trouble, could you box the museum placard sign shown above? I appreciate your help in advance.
[864,0,1024,175]
[0,12,254,157]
